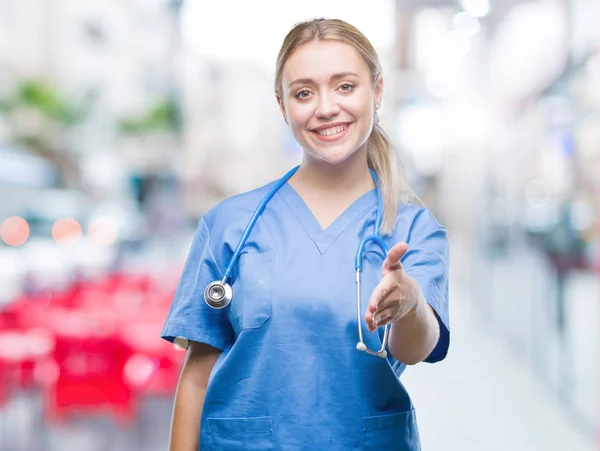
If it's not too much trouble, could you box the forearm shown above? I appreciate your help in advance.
[169,376,207,451]
[388,291,440,365]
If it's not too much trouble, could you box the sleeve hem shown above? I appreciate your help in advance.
[423,297,450,364]
[161,323,230,352]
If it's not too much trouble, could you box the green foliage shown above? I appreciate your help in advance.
[119,98,181,135]
[0,80,85,125]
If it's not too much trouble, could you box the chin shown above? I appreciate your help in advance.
[300,138,357,164]
[321,152,354,165]
[311,149,356,166]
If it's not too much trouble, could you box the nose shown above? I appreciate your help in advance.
[314,92,340,119]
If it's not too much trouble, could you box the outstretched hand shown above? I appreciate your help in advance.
[364,242,420,332]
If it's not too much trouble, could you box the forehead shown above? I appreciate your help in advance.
[282,40,370,84]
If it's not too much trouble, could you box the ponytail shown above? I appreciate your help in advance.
[367,124,410,236]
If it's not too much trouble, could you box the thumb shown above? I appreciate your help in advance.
[382,241,408,272]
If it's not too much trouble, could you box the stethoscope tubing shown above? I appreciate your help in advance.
[204,165,390,357]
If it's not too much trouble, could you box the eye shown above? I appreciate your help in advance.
[295,89,312,100]
[338,83,355,93]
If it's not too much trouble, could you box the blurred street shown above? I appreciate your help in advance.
[404,238,597,451]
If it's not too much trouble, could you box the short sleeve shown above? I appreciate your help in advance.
[402,219,450,364]
[160,217,234,351]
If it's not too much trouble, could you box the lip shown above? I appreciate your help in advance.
[310,122,353,143]
[311,121,352,132]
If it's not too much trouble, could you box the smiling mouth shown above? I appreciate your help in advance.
[314,124,349,136]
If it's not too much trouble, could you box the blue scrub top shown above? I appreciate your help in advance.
[161,179,450,451]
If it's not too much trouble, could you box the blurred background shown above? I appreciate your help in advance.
[0,0,598,450]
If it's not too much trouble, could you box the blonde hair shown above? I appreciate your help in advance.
[274,18,411,235]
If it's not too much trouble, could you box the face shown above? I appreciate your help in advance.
[277,40,382,166]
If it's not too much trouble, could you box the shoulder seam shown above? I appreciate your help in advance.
[200,216,225,279]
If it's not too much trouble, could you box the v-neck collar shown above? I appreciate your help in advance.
[277,182,377,255]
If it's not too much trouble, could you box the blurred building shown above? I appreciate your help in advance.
[392,0,600,439]
[179,58,294,217]
[0,0,184,197]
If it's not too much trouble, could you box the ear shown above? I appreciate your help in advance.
[275,92,288,123]
[374,75,383,108]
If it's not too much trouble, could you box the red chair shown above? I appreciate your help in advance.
[0,327,55,390]
[120,318,185,396]
[1,269,182,429]
[42,309,136,426]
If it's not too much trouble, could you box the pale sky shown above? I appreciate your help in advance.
[182,0,396,73]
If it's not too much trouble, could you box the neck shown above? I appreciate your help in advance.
[291,148,375,196]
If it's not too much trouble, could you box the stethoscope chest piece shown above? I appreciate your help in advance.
[204,281,233,309]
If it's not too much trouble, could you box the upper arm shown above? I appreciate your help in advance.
[180,341,222,388]
[161,217,234,351]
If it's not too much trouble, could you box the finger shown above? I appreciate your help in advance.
[364,286,392,332]
[373,313,394,328]
[365,306,379,332]
[368,303,399,332]
[364,308,376,332]
[373,294,400,316]
[372,302,402,329]
[364,307,373,325]
[366,274,397,313]
[364,279,397,331]
[382,242,408,273]
[367,317,377,333]
[373,304,400,327]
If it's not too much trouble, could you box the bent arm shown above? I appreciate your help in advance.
[169,341,221,451]
[388,288,440,365]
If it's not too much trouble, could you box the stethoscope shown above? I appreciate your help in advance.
[203,165,390,358]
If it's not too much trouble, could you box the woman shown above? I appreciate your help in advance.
[162,18,449,451]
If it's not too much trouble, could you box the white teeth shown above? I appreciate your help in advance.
[316,124,348,136]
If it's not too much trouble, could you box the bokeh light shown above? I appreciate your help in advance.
[52,218,82,243]
[1,216,30,246]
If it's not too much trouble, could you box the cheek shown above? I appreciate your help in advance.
[351,102,375,137]
[287,102,313,126]
[346,94,373,121]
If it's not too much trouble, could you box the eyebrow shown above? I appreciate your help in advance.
[287,72,360,88]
